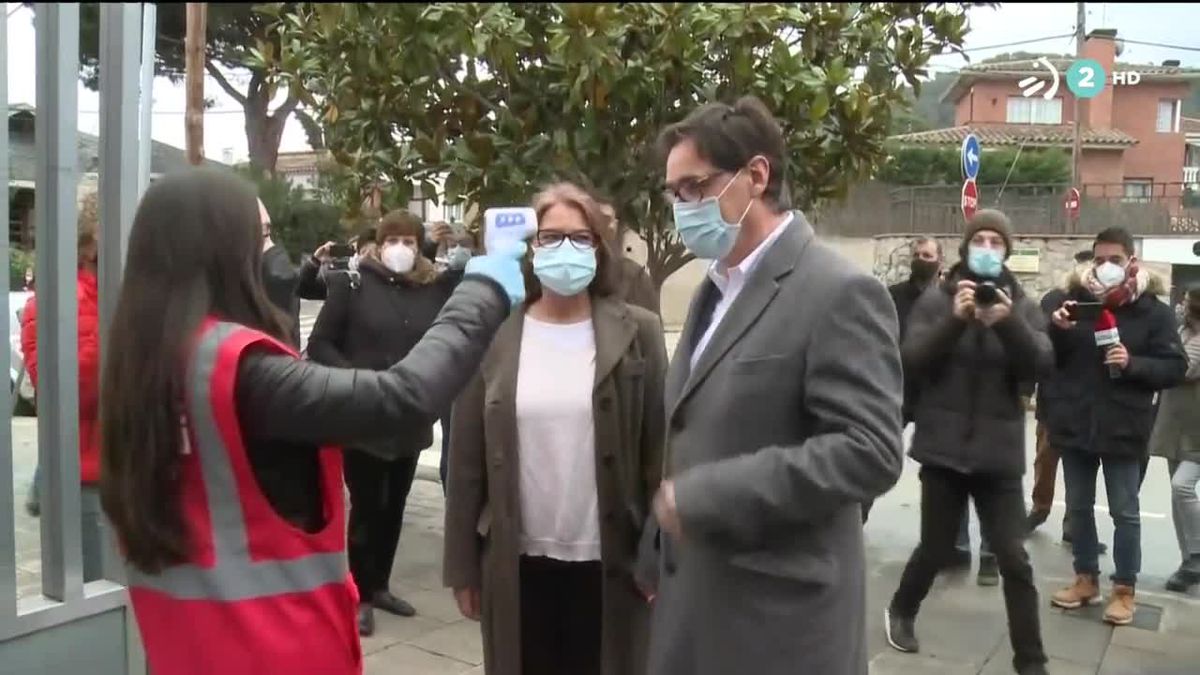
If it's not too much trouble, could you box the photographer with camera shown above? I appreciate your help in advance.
[1047,227,1186,625]
[885,211,1052,675]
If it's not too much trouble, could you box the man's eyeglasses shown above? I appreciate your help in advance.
[663,173,722,203]
[535,230,597,250]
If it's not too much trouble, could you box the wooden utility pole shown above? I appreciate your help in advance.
[184,3,207,165]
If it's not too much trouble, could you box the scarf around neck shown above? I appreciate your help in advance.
[1084,263,1148,308]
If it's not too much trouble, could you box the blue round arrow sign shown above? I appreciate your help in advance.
[962,134,981,181]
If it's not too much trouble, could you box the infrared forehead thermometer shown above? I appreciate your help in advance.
[484,207,537,254]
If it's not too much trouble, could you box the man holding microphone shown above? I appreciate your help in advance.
[1046,227,1186,626]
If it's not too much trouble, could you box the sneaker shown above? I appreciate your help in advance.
[977,554,1000,587]
[1051,573,1100,609]
[357,604,376,637]
[884,607,919,653]
[1165,563,1200,593]
[372,590,417,617]
[1104,585,1136,626]
[1017,663,1050,675]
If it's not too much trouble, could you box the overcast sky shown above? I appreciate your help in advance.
[5,2,1199,165]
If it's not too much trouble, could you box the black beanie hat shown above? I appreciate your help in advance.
[959,209,1013,260]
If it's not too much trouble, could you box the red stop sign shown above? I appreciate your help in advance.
[961,179,978,221]
[1064,187,1081,219]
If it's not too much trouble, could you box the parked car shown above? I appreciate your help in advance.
[10,291,36,415]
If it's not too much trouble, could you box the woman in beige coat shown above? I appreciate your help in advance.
[443,182,667,675]
[1150,285,1200,593]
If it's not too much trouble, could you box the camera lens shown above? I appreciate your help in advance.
[975,282,998,307]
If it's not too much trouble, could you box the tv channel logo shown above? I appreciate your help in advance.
[1066,59,1106,99]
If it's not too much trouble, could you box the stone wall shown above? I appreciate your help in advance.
[872,234,1173,299]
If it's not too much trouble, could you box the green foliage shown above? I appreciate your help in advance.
[877,146,1070,186]
[9,249,35,291]
[236,167,345,261]
[268,2,968,286]
[63,3,324,170]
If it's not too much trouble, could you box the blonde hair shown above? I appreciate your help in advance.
[525,182,616,303]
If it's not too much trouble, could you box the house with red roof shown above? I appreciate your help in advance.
[890,29,1200,200]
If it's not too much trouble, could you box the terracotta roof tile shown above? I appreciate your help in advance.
[889,124,1138,148]
[964,58,1200,77]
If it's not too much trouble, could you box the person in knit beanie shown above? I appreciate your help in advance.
[959,209,1013,263]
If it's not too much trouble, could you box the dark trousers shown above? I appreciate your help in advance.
[891,466,1046,669]
[519,556,602,675]
[1060,448,1142,586]
[344,451,420,598]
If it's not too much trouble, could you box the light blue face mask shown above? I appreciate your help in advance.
[446,245,472,270]
[532,242,596,297]
[966,246,1005,279]
[671,170,753,260]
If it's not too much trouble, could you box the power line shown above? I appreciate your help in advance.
[77,109,246,115]
[959,33,1075,53]
[1113,37,1200,54]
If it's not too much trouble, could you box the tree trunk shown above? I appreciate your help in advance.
[245,107,287,177]
[184,3,207,165]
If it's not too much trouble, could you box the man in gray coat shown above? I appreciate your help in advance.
[647,96,905,674]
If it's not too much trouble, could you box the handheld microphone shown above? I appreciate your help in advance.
[1093,309,1121,379]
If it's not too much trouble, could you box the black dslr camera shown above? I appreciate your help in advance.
[974,281,1000,307]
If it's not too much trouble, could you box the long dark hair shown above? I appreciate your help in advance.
[100,169,290,573]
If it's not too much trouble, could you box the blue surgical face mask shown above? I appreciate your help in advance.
[446,245,472,270]
[966,246,1004,279]
[532,242,596,297]
[671,170,753,260]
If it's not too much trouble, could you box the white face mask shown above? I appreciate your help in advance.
[381,243,415,274]
[1095,261,1127,288]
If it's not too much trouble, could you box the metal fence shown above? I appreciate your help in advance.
[1,5,145,673]
[812,180,1200,237]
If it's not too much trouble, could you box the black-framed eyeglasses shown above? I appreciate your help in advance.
[535,230,597,250]
[663,173,723,204]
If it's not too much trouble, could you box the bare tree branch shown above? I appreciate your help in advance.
[205,62,248,105]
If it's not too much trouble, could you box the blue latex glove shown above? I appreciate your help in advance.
[464,242,528,307]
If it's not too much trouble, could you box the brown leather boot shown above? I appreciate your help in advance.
[1104,584,1136,625]
[1051,573,1100,609]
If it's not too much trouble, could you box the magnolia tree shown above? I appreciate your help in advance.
[266,2,970,287]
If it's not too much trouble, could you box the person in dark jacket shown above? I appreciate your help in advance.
[306,209,464,636]
[884,211,1052,675]
[1028,250,1113,551]
[1048,227,1187,626]
[97,169,526,673]
[876,237,993,578]
[888,236,944,345]
[258,199,332,348]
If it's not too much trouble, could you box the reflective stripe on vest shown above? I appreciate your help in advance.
[127,321,347,601]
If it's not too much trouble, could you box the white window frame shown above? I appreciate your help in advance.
[1006,96,1062,125]
[1157,99,1181,133]
[1122,179,1153,204]
[445,202,464,223]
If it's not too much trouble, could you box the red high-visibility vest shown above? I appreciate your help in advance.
[127,320,361,675]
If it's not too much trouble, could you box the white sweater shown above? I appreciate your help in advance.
[514,315,601,561]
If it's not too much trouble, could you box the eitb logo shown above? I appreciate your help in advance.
[1020,58,1142,101]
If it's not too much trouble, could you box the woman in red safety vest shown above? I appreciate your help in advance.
[99,169,526,675]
